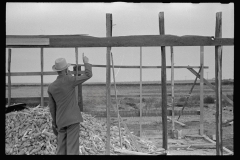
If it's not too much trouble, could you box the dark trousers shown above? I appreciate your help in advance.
[56,123,80,155]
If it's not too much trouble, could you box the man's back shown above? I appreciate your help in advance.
[48,74,82,129]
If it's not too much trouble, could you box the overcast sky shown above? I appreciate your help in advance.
[6,2,234,84]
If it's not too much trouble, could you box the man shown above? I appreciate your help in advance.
[48,54,92,155]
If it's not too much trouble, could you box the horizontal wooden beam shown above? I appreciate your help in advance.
[72,64,209,69]
[6,34,233,48]
[6,37,50,45]
[168,143,216,149]
[113,148,166,155]
[110,94,172,97]
[5,71,85,76]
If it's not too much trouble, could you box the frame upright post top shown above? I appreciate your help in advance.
[105,13,112,155]
[159,11,168,150]
[215,11,223,155]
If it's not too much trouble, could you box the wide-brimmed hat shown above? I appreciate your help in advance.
[52,58,71,71]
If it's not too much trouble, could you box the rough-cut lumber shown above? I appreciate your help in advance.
[114,148,165,155]
[202,135,233,155]
[105,13,112,155]
[184,134,205,138]
[215,12,223,155]
[73,65,83,111]
[140,47,143,138]
[110,94,171,97]
[5,71,85,76]
[75,47,79,108]
[171,46,175,131]
[200,46,204,135]
[8,49,11,106]
[167,116,186,127]
[168,143,216,149]
[187,68,233,106]
[40,48,44,107]
[6,37,49,45]
[159,12,168,150]
[71,64,209,69]
[6,34,233,48]
[110,52,123,149]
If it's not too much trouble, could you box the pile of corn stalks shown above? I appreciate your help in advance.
[5,105,162,155]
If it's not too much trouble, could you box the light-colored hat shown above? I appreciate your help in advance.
[52,58,71,71]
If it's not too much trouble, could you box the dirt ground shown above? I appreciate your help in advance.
[99,103,233,155]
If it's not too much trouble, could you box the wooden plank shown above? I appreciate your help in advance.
[8,49,11,106]
[40,48,44,107]
[114,148,165,155]
[168,143,216,149]
[110,52,123,149]
[110,94,172,97]
[75,48,78,105]
[73,65,83,111]
[184,134,205,138]
[171,46,175,131]
[140,47,142,137]
[5,71,85,76]
[105,13,112,155]
[6,35,233,48]
[187,68,233,106]
[159,12,168,150]
[114,148,151,155]
[167,116,186,127]
[215,12,223,155]
[200,46,204,135]
[202,135,233,155]
[71,64,209,69]
[6,37,49,45]
[78,66,83,111]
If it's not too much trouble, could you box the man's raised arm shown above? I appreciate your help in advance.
[73,53,92,87]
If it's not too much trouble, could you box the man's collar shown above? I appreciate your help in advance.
[57,74,67,79]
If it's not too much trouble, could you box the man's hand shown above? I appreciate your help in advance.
[82,53,89,63]
[66,68,71,75]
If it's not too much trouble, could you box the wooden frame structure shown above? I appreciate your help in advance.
[6,12,233,155]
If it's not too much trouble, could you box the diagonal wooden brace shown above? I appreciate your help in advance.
[177,66,202,120]
[187,68,233,106]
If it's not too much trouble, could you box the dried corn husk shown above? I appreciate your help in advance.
[5,105,164,155]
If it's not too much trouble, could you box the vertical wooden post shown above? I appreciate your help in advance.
[78,66,83,111]
[8,49,11,106]
[200,46,204,135]
[140,46,143,137]
[215,12,223,155]
[75,48,78,105]
[106,13,112,155]
[170,46,175,131]
[73,65,83,111]
[110,52,122,149]
[159,12,168,150]
[40,48,44,106]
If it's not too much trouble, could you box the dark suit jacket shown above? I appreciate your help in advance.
[48,63,92,129]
